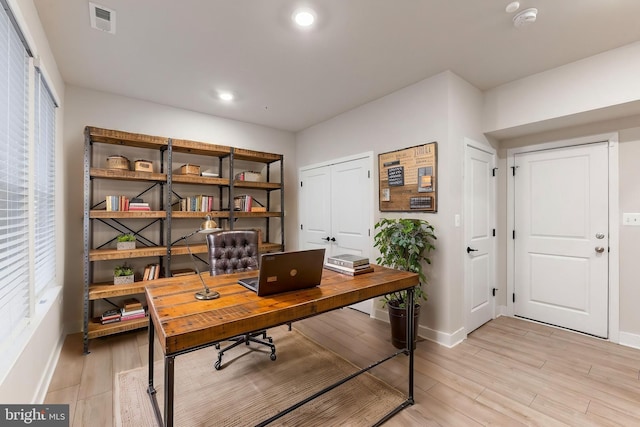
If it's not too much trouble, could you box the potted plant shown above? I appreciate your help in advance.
[116,233,136,250]
[114,264,135,285]
[373,218,436,349]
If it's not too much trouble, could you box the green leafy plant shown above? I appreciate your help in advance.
[373,218,436,308]
[114,264,134,277]
[117,233,136,242]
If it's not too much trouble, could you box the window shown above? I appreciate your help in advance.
[0,2,57,351]
[34,70,56,296]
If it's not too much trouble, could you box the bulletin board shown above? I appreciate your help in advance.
[378,142,437,212]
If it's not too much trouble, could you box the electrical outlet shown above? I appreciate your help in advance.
[623,213,640,226]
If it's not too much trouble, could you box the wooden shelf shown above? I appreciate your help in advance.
[232,211,282,218]
[233,147,282,163]
[89,282,148,300]
[172,175,229,186]
[86,127,168,150]
[90,210,166,219]
[170,211,228,219]
[89,246,168,261]
[87,316,148,339]
[171,138,231,157]
[233,180,281,190]
[90,167,167,182]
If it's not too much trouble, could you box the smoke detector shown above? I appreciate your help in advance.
[89,2,116,34]
[513,8,537,28]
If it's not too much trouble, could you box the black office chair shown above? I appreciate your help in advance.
[206,230,276,370]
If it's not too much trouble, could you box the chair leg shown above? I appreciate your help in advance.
[214,330,276,370]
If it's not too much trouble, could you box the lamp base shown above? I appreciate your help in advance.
[195,289,220,300]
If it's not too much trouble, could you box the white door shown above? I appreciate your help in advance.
[300,155,373,314]
[464,142,496,333]
[513,143,609,338]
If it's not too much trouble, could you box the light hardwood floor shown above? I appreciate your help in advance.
[46,310,640,426]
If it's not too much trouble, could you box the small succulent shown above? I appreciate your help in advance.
[117,233,136,242]
[114,265,134,277]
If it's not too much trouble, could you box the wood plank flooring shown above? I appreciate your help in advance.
[45,311,640,426]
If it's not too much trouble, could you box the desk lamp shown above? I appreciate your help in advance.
[180,215,221,300]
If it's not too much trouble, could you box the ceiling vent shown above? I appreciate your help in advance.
[89,2,116,34]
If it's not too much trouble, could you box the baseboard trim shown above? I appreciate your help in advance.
[372,307,464,348]
[619,331,640,350]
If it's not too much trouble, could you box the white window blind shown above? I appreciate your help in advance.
[0,3,30,346]
[34,70,56,296]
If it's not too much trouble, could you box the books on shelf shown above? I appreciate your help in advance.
[171,268,196,277]
[233,195,265,212]
[123,298,143,311]
[100,308,121,324]
[105,196,152,211]
[120,306,146,321]
[177,195,214,212]
[143,263,161,280]
[326,254,370,268]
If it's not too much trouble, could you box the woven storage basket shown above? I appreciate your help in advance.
[106,155,130,170]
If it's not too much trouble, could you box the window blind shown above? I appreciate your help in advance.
[0,4,30,346]
[34,69,56,296]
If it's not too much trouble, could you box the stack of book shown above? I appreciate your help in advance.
[324,254,374,276]
[105,195,129,211]
[143,263,161,280]
[100,308,121,325]
[121,298,146,322]
[128,201,150,211]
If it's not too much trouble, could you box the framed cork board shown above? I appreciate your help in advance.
[378,142,437,212]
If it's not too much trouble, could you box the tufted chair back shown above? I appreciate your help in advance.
[207,230,259,276]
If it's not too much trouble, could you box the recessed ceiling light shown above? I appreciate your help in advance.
[292,8,316,27]
[505,2,520,13]
[218,92,234,101]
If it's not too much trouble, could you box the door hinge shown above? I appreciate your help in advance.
[368,170,371,178]
[368,229,371,236]
[511,166,518,176]
[492,167,498,177]
[300,224,303,230]
[492,229,496,237]
[512,230,515,239]
[512,293,516,303]
[300,181,303,187]
[492,288,497,297]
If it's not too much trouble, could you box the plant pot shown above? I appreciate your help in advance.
[388,302,420,349]
[114,274,134,285]
[117,241,135,250]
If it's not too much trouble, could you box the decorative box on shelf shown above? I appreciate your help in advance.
[180,164,201,176]
[235,171,262,182]
[134,159,153,173]
[106,155,130,170]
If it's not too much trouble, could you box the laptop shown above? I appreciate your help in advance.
[238,248,326,296]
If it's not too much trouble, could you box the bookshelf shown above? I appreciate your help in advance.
[83,126,284,352]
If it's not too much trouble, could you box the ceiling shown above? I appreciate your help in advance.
[33,0,640,132]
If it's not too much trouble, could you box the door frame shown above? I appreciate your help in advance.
[506,133,620,342]
[298,151,375,315]
[463,138,497,335]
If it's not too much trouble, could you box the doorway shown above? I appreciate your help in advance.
[299,153,374,314]
[507,135,619,339]
[464,139,496,334]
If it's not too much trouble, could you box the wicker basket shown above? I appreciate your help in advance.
[106,155,130,170]
[180,164,201,175]
[134,160,153,173]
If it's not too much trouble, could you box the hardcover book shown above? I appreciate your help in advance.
[327,254,370,268]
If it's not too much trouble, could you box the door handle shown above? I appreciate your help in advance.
[330,237,336,242]
[595,246,605,253]
[467,246,478,254]
[323,237,331,241]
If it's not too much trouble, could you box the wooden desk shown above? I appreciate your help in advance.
[146,265,419,426]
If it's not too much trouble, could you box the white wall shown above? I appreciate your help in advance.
[296,71,488,343]
[0,0,66,403]
[63,86,297,332]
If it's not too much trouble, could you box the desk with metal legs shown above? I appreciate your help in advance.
[145,265,419,427]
